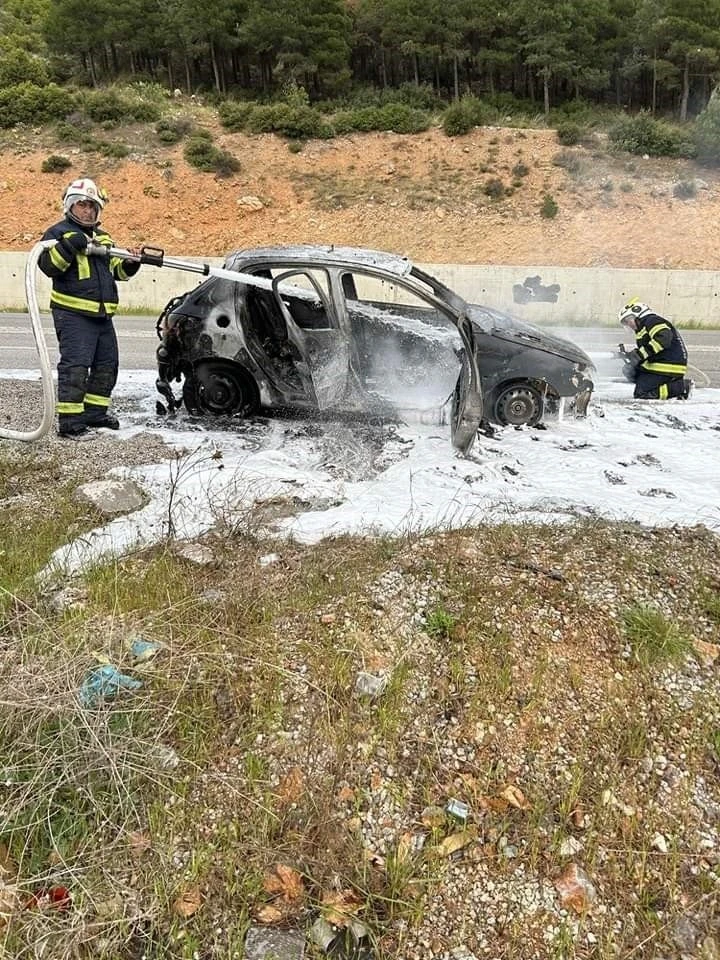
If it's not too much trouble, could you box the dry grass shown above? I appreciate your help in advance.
[1,449,720,959]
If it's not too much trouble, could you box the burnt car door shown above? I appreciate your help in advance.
[266,269,351,409]
[450,314,484,452]
[336,268,483,452]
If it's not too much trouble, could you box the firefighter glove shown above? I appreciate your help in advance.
[625,349,641,369]
[58,231,88,260]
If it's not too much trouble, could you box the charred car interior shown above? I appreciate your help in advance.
[155,246,594,454]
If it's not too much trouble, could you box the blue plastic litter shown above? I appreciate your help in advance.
[78,665,143,708]
[129,638,161,662]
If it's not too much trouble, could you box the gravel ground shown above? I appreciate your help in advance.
[2,377,719,960]
[0,377,175,481]
[166,527,720,960]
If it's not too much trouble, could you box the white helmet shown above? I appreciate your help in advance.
[618,298,651,326]
[63,177,107,225]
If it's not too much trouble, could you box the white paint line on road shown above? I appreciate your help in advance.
[0,327,157,339]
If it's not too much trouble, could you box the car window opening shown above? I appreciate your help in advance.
[272,270,334,332]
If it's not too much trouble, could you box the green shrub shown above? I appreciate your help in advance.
[184,135,240,176]
[556,121,584,146]
[218,100,254,132]
[0,82,71,127]
[98,140,130,158]
[54,122,77,142]
[550,98,609,129]
[82,87,161,124]
[442,101,475,136]
[130,99,162,122]
[393,82,443,111]
[540,194,559,218]
[330,110,357,135]
[155,116,194,144]
[157,127,180,144]
[41,154,72,173]
[327,102,428,136]
[82,89,131,122]
[273,104,328,139]
[484,91,536,116]
[245,103,290,134]
[375,102,429,133]
[512,162,530,178]
[320,84,440,113]
[442,96,497,136]
[332,106,383,134]
[0,49,48,87]
[213,150,241,177]
[54,111,93,143]
[608,111,692,158]
[280,79,310,108]
[126,79,169,104]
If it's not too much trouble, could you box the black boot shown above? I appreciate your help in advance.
[58,423,89,439]
[85,414,120,430]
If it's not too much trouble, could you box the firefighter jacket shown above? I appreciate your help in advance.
[633,311,687,377]
[38,218,140,319]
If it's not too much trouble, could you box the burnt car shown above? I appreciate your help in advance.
[155,245,594,454]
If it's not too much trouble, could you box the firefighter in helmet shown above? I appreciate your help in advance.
[618,298,693,400]
[38,177,143,438]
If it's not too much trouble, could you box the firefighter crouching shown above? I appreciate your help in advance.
[617,298,693,400]
[38,177,143,439]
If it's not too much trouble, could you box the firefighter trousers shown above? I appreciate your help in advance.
[52,308,119,433]
[633,370,689,400]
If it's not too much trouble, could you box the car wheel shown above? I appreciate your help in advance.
[185,362,259,417]
[493,383,543,427]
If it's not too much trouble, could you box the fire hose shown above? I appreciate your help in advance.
[84,242,311,292]
[0,240,57,442]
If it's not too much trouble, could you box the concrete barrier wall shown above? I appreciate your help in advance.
[4,252,720,325]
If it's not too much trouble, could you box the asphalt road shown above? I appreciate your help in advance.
[2,313,720,387]
[1,313,159,371]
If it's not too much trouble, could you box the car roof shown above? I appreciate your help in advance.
[225,245,415,278]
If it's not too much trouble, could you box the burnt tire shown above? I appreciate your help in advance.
[493,383,543,427]
[184,362,259,417]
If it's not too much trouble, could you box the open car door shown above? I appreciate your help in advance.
[451,314,484,454]
[272,270,351,409]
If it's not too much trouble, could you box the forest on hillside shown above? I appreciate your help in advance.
[2,0,720,120]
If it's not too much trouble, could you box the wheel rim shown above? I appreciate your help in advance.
[195,365,245,415]
[494,386,542,426]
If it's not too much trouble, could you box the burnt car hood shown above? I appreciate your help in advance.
[467,304,592,367]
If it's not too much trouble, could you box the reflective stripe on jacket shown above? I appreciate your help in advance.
[38,218,139,319]
[634,312,687,377]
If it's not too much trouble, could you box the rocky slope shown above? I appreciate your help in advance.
[1,122,720,269]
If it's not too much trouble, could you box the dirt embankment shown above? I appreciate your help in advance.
[1,122,719,269]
